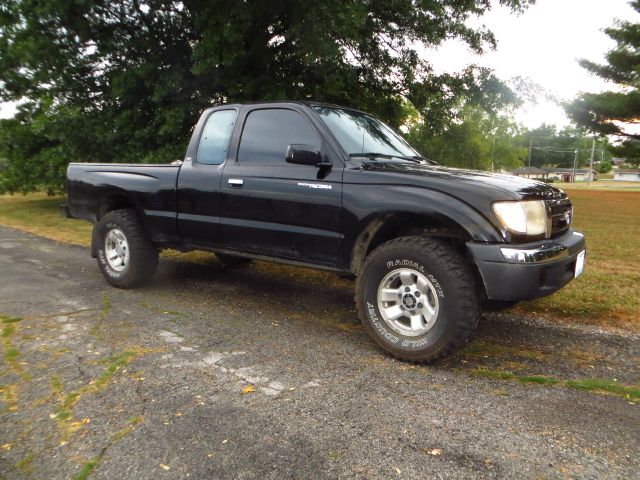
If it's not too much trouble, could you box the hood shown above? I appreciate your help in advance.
[357,161,567,201]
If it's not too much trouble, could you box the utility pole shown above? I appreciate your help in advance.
[588,137,596,185]
[572,149,578,183]
[528,139,532,168]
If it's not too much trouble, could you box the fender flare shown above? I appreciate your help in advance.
[342,186,504,273]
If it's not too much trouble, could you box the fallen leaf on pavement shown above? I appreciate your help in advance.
[242,385,255,395]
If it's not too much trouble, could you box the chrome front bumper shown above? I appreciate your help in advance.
[500,232,584,264]
[466,230,586,302]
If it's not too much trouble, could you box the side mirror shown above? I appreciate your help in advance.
[285,144,330,168]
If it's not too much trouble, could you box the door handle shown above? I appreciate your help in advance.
[228,178,244,188]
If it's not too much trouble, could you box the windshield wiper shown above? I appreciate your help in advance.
[348,152,424,164]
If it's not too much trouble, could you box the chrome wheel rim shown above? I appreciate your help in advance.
[104,228,129,272]
[377,268,440,337]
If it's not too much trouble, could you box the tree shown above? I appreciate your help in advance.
[566,0,640,165]
[598,160,613,173]
[0,0,532,193]
[517,125,612,169]
[407,105,527,170]
[406,112,616,172]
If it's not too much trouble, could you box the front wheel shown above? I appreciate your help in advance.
[95,209,158,288]
[355,236,479,362]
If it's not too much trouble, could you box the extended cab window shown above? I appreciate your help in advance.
[197,110,237,165]
[238,109,320,165]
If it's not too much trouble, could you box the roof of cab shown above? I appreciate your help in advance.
[204,100,369,116]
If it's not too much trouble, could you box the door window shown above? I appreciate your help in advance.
[197,110,237,165]
[238,109,320,165]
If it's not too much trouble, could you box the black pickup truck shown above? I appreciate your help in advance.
[66,101,586,361]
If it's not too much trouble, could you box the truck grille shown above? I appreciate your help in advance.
[546,198,573,237]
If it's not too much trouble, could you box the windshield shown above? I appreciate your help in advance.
[313,106,419,159]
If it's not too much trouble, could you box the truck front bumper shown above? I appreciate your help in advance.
[467,230,586,302]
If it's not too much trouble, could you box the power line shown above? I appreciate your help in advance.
[531,147,594,153]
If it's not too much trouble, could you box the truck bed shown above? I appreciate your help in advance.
[66,163,181,243]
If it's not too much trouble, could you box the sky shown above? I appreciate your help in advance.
[425,0,638,128]
[1,0,637,127]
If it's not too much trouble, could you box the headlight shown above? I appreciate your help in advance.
[492,200,549,236]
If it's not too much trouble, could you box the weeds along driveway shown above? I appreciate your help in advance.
[0,226,638,480]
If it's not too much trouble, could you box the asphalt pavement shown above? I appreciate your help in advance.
[0,226,638,479]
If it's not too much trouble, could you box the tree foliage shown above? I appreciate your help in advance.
[566,0,640,165]
[407,115,614,171]
[407,105,527,170]
[0,0,532,193]
[609,138,640,164]
[523,125,611,169]
[597,160,613,173]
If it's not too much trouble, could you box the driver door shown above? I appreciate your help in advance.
[219,107,343,265]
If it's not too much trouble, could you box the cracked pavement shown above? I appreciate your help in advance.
[0,226,638,479]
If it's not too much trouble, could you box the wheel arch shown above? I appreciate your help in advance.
[348,212,489,302]
[97,191,139,221]
[349,212,472,274]
[91,193,142,258]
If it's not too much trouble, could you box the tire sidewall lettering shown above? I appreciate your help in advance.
[384,258,444,298]
[366,302,400,344]
[364,256,448,351]
[401,337,429,348]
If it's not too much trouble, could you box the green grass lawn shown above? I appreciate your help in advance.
[0,194,92,246]
[515,188,640,331]
[554,180,640,191]
[1,190,638,331]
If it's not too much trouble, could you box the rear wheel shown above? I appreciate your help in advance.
[355,236,479,362]
[95,209,158,288]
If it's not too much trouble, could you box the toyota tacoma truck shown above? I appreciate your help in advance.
[65,101,586,361]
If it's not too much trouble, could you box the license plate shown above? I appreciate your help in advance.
[575,250,586,278]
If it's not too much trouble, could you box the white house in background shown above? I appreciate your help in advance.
[545,168,598,182]
[508,167,549,180]
[509,167,602,182]
[613,170,640,181]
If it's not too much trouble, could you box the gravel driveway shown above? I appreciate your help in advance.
[0,226,638,479]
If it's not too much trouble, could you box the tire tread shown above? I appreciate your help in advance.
[355,235,479,362]
[97,209,158,288]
